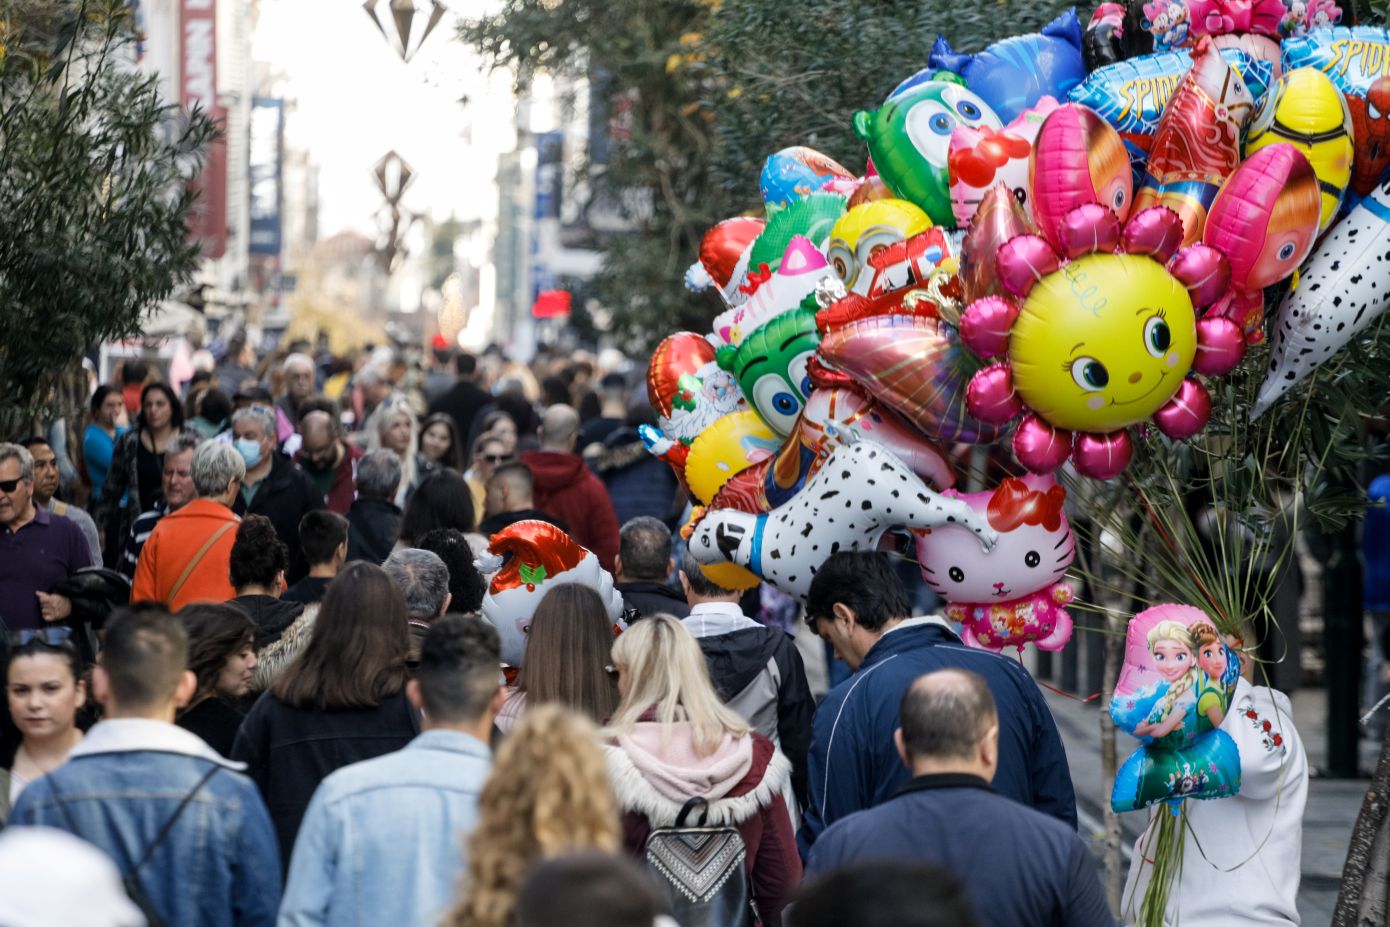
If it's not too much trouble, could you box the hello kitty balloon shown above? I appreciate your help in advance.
[915,474,1076,652]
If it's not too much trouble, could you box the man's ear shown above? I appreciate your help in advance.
[335,540,348,563]
[613,554,625,578]
[439,591,452,617]
[664,557,675,579]
[172,670,198,710]
[406,678,424,712]
[894,728,910,770]
[678,570,693,600]
[980,724,1000,771]
[831,601,857,632]
[91,665,110,708]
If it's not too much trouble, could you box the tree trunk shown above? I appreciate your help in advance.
[1334,725,1390,926]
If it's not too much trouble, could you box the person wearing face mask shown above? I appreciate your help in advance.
[292,398,361,515]
[131,441,245,610]
[230,406,326,583]
[117,433,202,583]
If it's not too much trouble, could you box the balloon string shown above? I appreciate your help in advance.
[1037,680,1103,703]
[1125,475,1232,628]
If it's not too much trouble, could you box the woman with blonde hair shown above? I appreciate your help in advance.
[604,614,801,924]
[367,398,418,507]
[446,705,620,927]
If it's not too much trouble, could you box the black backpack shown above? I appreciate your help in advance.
[645,796,757,927]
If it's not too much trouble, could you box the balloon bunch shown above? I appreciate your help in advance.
[648,2,1389,658]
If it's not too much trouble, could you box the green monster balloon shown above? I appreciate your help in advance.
[715,308,820,437]
[853,72,1001,227]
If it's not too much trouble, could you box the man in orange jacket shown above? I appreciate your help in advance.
[132,441,244,610]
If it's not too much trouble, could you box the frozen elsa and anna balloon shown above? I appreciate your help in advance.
[1110,604,1242,813]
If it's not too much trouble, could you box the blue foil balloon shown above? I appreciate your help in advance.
[759,147,854,210]
[928,8,1087,123]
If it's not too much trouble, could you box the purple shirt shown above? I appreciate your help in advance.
[0,507,95,631]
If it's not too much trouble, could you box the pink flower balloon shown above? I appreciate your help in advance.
[1013,415,1073,473]
[1152,378,1213,438]
[966,363,1024,424]
[958,295,1020,358]
[1073,430,1134,479]
[1193,316,1246,376]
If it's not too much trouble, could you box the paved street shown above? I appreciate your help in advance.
[1046,687,1367,924]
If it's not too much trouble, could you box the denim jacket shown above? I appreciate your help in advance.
[278,729,491,927]
[9,719,281,927]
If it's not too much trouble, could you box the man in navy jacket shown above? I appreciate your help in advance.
[799,551,1076,853]
[805,669,1111,927]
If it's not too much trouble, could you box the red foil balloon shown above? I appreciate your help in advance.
[648,333,716,420]
[1131,38,1255,244]
[817,313,1004,445]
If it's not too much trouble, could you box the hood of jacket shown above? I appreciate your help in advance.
[696,625,787,704]
[520,450,587,490]
[232,594,306,649]
[606,723,790,827]
[586,429,649,475]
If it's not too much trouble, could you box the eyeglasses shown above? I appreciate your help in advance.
[0,478,24,493]
[7,627,73,647]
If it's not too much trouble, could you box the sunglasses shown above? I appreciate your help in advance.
[8,627,73,647]
[480,454,512,464]
[0,478,24,493]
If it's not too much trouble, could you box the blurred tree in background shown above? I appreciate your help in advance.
[457,0,1075,349]
[0,0,215,433]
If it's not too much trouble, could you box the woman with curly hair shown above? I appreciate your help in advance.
[604,614,801,924]
[444,704,620,927]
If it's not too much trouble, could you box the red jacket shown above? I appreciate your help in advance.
[295,442,362,515]
[520,450,620,569]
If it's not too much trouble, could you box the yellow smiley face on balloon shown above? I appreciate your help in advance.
[1008,254,1196,434]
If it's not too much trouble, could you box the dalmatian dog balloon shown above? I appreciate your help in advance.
[687,439,996,600]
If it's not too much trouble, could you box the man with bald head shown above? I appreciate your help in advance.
[477,462,569,538]
[293,397,362,514]
[806,669,1112,927]
[520,404,619,568]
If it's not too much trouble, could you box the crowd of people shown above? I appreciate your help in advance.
[0,335,1309,927]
